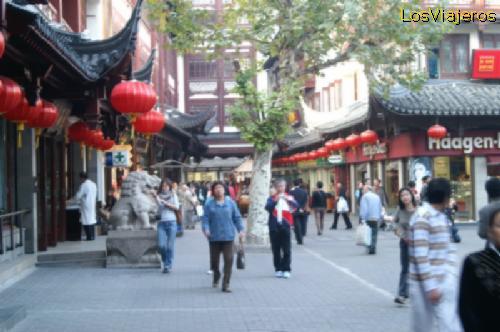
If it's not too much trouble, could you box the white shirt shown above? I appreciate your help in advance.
[75,179,97,225]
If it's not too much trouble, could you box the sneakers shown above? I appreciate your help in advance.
[394,296,408,305]
[283,271,291,279]
[162,267,170,274]
[275,271,284,278]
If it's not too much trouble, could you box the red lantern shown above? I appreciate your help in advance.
[308,151,318,160]
[360,130,378,145]
[27,100,58,129]
[325,140,335,151]
[345,134,362,150]
[427,124,447,140]
[3,97,31,148]
[317,147,329,158]
[0,76,23,115]
[332,138,347,151]
[0,31,5,59]
[133,109,165,136]
[98,138,115,151]
[68,122,90,142]
[86,129,104,148]
[110,80,157,115]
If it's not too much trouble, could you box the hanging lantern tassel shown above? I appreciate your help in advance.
[35,128,42,148]
[16,123,24,149]
[130,114,136,139]
[80,143,85,162]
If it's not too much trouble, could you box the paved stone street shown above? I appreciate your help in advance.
[1,219,483,332]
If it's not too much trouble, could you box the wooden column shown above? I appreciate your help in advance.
[58,139,66,242]
[49,137,57,247]
[38,137,47,251]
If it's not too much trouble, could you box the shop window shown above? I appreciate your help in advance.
[384,161,400,209]
[440,34,469,79]
[483,34,500,48]
[428,48,440,79]
[433,156,473,220]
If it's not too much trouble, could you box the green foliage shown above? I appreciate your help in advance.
[228,66,300,152]
[147,0,450,145]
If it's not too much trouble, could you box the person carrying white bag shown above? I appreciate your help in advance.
[358,185,383,255]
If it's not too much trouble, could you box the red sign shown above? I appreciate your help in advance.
[472,49,500,79]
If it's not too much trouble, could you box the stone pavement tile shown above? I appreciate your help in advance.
[2,226,481,332]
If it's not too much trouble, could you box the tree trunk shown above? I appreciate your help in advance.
[246,148,272,245]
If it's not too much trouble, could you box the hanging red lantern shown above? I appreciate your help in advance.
[86,129,104,148]
[68,121,90,143]
[308,151,318,160]
[26,100,58,148]
[332,138,347,151]
[427,124,447,140]
[133,109,165,137]
[110,80,158,138]
[98,138,115,151]
[345,134,362,150]
[317,147,329,158]
[360,130,378,145]
[0,31,5,59]
[325,140,335,152]
[3,97,31,148]
[0,76,23,115]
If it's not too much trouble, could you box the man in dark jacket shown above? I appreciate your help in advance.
[265,179,298,279]
[289,179,309,245]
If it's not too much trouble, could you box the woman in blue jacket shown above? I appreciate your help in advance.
[202,181,245,293]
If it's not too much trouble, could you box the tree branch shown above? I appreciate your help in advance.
[301,43,356,75]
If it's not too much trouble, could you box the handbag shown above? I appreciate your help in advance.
[337,197,349,213]
[356,223,371,246]
[175,209,183,226]
[236,238,245,270]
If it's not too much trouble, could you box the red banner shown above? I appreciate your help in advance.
[472,49,500,79]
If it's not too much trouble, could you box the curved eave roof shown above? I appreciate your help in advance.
[165,109,216,134]
[133,49,156,82]
[375,80,500,116]
[7,0,143,82]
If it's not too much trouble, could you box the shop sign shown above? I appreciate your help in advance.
[472,49,500,79]
[362,142,387,157]
[433,157,450,179]
[105,151,130,167]
[297,160,317,169]
[428,132,500,154]
[327,154,344,165]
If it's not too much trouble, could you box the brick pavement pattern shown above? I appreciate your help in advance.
[1,220,483,332]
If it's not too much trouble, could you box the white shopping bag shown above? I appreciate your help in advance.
[196,205,204,217]
[355,223,371,246]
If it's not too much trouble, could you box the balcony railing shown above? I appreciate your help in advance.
[0,210,30,256]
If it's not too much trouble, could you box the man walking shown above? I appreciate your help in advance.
[478,177,500,242]
[74,172,97,241]
[409,178,461,332]
[420,175,431,204]
[289,179,309,245]
[359,185,383,255]
[265,179,298,279]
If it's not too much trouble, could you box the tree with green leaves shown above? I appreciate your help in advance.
[146,0,448,243]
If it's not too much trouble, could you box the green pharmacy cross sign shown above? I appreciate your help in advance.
[105,151,130,167]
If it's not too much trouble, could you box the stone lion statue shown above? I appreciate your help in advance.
[109,171,161,230]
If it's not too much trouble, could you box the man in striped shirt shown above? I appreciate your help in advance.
[409,178,462,332]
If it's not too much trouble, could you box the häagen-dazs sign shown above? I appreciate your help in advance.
[428,132,500,154]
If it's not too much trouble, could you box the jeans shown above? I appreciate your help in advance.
[209,241,234,289]
[366,220,378,254]
[333,212,352,229]
[157,221,177,269]
[269,226,291,272]
[292,214,307,244]
[398,239,410,298]
[313,208,325,234]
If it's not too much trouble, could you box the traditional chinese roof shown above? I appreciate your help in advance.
[7,0,143,82]
[316,101,369,133]
[133,49,156,83]
[165,108,216,134]
[192,157,246,170]
[375,80,500,116]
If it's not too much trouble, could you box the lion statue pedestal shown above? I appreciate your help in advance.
[106,171,161,268]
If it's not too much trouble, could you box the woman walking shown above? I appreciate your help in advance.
[331,182,352,230]
[202,181,245,293]
[459,207,500,331]
[311,181,327,235]
[393,187,417,304]
[265,179,298,279]
[155,178,180,274]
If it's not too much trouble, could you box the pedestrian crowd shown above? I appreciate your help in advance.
[71,171,500,331]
